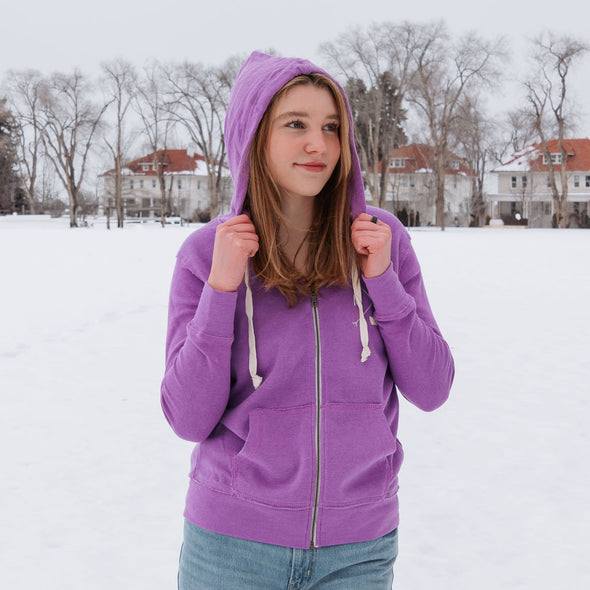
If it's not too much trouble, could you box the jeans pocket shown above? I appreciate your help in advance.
[323,404,401,506]
[232,406,314,507]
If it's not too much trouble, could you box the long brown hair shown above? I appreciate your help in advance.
[245,73,353,306]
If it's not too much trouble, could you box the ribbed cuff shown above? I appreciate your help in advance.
[363,264,415,320]
[188,282,238,339]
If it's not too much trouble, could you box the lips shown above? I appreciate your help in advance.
[296,162,326,172]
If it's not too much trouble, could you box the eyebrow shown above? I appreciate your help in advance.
[276,111,340,121]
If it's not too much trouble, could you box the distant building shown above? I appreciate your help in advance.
[385,144,476,227]
[489,138,590,227]
[98,148,232,221]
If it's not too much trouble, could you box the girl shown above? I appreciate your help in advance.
[161,51,454,589]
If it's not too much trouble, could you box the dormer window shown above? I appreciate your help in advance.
[391,158,405,168]
[450,160,460,170]
[542,153,562,165]
[142,163,150,171]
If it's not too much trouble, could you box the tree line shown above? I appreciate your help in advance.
[1,21,588,228]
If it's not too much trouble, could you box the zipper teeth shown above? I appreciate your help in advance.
[310,293,321,548]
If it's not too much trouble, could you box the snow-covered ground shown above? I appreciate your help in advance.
[1,215,588,589]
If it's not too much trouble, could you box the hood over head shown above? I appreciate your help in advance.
[225,52,371,389]
[224,51,366,218]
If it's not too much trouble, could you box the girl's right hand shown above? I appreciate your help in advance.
[207,214,259,292]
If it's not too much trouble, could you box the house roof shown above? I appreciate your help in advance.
[388,143,475,176]
[492,138,590,173]
[102,149,213,176]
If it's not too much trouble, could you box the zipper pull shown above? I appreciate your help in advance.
[311,290,318,308]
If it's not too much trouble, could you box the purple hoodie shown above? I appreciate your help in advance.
[161,52,454,549]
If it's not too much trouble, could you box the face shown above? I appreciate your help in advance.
[265,84,341,207]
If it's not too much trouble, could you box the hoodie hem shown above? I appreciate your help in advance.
[184,478,399,549]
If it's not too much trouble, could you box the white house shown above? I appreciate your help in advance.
[489,138,590,228]
[98,148,232,221]
[385,143,475,227]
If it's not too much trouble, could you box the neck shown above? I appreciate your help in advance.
[279,194,315,272]
[280,193,314,231]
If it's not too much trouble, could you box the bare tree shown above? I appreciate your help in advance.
[3,70,46,212]
[492,108,538,165]
[409,23,504,229]
[134,60,177,227]
[38,70,108,227]
[101,59,137,228]
[524,32,589,228]
[453,94,496,226]
[321,23,415,209]
[165,57,238,218]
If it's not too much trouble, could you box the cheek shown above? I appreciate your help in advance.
[265,138,284,178]
[329,139,341,168]
[267,135,292,167]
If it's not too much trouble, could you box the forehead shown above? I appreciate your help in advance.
[272,83,339,117]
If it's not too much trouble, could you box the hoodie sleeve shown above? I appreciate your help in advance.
[362,217,455,412]
[160,249,238,442]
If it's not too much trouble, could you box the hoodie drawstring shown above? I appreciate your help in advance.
[243,262,371,389]
[244,265,263,389]
[351,262,371,363]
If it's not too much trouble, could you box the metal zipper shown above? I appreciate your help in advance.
[310,291,322,548]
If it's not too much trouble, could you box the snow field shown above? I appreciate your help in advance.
[1,216,588,589]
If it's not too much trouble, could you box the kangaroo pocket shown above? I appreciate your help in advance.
[232,406,314,507]
[323,404,400,506]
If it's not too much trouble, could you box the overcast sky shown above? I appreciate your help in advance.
[3,0,590,135]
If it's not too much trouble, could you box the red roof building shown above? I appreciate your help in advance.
[109,149,209,176]
[388,143,474,177]
[384,143,476,227]
[99,148,231,220]
[490,138,590,227]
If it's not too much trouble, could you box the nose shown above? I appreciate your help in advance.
[304,127,327,154]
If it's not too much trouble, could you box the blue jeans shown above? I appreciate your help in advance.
[178,519,397,589]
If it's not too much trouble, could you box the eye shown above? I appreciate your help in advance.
[286,120,305,129]
[323,122,340,132]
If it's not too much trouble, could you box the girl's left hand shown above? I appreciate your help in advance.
[351,213,392,278]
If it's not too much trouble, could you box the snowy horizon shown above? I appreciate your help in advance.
[1,215,589,589]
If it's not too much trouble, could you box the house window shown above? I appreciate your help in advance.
[129,180,134,190]
[522,176,528,188]
[400,175,408,187]
[409,175,415,188]
[152,179,156,188]
[391,158,405,168]
[543,153,562,165]
[451,160,460,170]
[511,176,517,188]
[177,179,182,189]
[142,163,150,171]
[574,175,580,188]
[586,176,590,188]
[547,176,551,187]
[197,180,201,190]
[139,179,144,189]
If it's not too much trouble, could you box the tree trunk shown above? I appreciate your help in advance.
[68,187,78,228]
[434,146,446,229]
